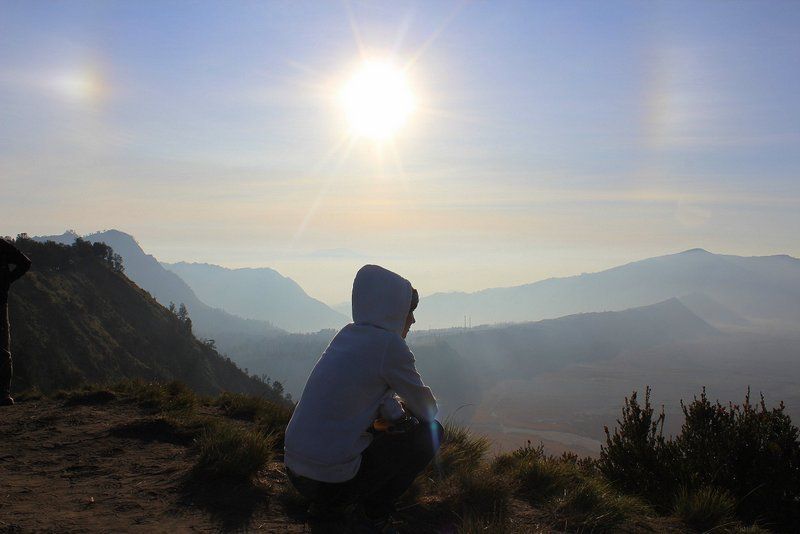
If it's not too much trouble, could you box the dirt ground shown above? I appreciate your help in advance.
[0,397,553,533]
[0,397,312,533]
[0,396,686,533]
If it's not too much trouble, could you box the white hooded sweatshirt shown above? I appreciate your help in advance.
[283,265,438,483]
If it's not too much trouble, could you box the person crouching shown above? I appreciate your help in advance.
[284,265,443,532]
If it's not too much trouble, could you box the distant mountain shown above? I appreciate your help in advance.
[33,230,282,344]
[419,249,800,330]
[332,301,352,319]
[677,292,749,328]
[8,237,280,397]
[162,262,348,333]
[411,297,717,382]
[233,298,715,421]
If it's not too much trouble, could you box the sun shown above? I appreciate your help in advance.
[340,60,415,140]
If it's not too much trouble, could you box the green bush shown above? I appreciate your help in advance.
[193,420,275,481]
[599,387,677,505]
[673,486,736,532]
[601,387,800,530]
[675,389,800,527]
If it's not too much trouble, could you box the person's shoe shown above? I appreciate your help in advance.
[0,396,14,406]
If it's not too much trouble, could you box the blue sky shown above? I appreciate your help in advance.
[2,1,799,303]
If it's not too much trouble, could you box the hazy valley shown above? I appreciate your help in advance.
[22,230,800,459]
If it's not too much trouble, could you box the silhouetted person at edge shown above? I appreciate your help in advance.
[0,238,31,406]
[284,265,442,533]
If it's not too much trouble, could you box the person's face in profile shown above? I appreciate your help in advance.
[402,311,415,339]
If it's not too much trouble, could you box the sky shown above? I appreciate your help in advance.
[2,1,799,305]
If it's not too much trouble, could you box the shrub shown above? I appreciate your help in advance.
[193,420,275,481]
[675,389,800,527]
[601,387,800,530]
[599,387,677,505]
[673,486,736,532]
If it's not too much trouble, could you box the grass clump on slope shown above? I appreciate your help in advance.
[407,420,513,527]
[491,441,651,532]
[54,381,279,484]
[193,420,276,481]
[214,391,293,446]
[112,379,198,414]
[673,486,736,532]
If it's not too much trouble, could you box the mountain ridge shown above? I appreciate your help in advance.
[162,261,348,333]
[418,249,800,330]
[8,237,278,396]
[33,230,284,346]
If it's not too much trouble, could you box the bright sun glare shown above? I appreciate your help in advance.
[340,61,415,141]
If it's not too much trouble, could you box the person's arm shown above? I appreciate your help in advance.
[1,240,32,283]
[379,392,406,421]
[380,336,438,422]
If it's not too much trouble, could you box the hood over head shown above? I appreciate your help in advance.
[352,265,414,335]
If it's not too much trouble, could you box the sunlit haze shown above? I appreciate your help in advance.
[340,60,415,140]
[2,1,800,306]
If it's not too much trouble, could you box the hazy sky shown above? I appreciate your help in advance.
[2,1,799,304]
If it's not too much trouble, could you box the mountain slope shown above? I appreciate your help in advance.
[34,230,282,342]
[412,297,718,382]
[419,249,800,329]
[677,291,749,327]
[163,262,347,332]
[7,237,276,396]
[232,299,717,422]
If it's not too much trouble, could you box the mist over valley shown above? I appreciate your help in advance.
[29,229,800,458]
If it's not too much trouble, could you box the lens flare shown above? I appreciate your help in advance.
[50,66,107,104]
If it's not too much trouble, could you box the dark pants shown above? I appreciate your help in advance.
[288,420,444,511]
[0,299,11,398]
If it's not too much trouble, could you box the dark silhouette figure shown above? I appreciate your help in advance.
[285,265,439,531]
[1,238,31,405]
